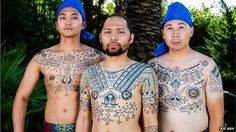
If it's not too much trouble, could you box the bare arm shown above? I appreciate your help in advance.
[205,62,224,132]
[141,68,159,132]
[76,70,91,132]
[12,56,41,132]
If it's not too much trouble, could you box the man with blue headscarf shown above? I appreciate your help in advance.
[148,2,224,132]
[12,0,104,131]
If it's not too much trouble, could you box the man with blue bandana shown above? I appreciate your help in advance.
[12,0,104,131]
[148,2,224,132]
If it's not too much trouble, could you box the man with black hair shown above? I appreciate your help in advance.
[76,14,159,132]
[12,0,104,131]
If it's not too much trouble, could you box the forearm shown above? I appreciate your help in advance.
[143,115,158,132]
[209,116,224,132]
[12,97,27,132]
[207,95,224,132]
[75,118,90,132]
[75,111,91,132]
[144,125,158,132]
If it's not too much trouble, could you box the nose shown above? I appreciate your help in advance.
[65,18,72,25]
[173,29,179,38]
[110,33,118,41]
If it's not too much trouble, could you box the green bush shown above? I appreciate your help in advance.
[1,42,47,131]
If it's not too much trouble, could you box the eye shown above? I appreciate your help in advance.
[179,26,185,29]
[59,16,66,20]
[118,31,125,34]
[72,16,79,20]
[104,31,110,34]
[166,27,172,30]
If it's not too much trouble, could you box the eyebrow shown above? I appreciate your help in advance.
[103,27,126,30]
[59,12,79,16]
[164,22,187,27]
[178,22,187,26]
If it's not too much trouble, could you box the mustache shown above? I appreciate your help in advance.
[108,42,121,45]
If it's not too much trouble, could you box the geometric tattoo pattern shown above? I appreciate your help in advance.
[34,49,104,96]
[149,59,222,114]
[209,65,223,93]
[80,62,158,126]
[144,125,158,132]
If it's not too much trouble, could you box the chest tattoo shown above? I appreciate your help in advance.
[150,60,208,113]
[34,49,102,95]
[82,63,157,125]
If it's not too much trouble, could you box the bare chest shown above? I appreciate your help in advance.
[152,60,208,113]
[35,50,97,95]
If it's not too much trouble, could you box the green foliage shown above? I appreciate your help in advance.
[2,0,60,58]
[104,2,115,15]
[1,42,46,131]
[191,0,236,127]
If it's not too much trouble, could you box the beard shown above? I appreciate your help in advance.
[104,44,128,56]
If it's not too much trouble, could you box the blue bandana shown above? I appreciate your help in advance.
[153,41,169,57]
[56,0,95,41]
[162,2,192,28]
[56,0,86,20]
[154,2,192,57]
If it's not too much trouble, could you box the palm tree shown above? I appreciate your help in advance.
[114,0,162,62]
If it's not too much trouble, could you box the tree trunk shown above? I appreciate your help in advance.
[115,0,162,62]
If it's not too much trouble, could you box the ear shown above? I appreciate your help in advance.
[55,21,59,31]
[82,21,87,29]
[129,33,135,44]
[190,26,194,37]
[161,29,165,39]
[99,33,102,43]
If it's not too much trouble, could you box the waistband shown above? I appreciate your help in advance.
[43,121,75,132]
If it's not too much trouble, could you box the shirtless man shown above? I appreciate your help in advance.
[76,14,158,132]
[148,2,224,132]
[12,0,104,131]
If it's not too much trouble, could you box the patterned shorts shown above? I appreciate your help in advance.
[43,121,75,132]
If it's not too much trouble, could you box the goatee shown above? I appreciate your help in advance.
[104,47,128,56]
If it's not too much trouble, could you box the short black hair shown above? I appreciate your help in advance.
[101,14,133,34]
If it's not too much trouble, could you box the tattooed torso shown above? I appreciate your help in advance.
[33,48,104,124]
[148,53,223,132]
[34,48,104,95]
[80,62,158,132]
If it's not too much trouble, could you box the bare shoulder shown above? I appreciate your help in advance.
[79,44,105,60]
[134,62,156,77]
[148,54,166,64]
[32,47,50,62]
[32,47,55,64]
[193,51,218,69]
[148,54,168,69]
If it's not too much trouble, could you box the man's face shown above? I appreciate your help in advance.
[56,7,85,37]
[162,20,194,51]
[99,16,134,56]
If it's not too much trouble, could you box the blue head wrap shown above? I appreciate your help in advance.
[153,41,169,57]
[154,2,192,57]
[162,2,192,28]
[56,0,95,41]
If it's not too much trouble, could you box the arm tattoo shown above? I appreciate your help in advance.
[144,125,158,132]
[80,71,91,112]
[142,68,159,114]
[209,65,223,93]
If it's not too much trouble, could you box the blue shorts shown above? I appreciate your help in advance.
[43,121,75,132]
